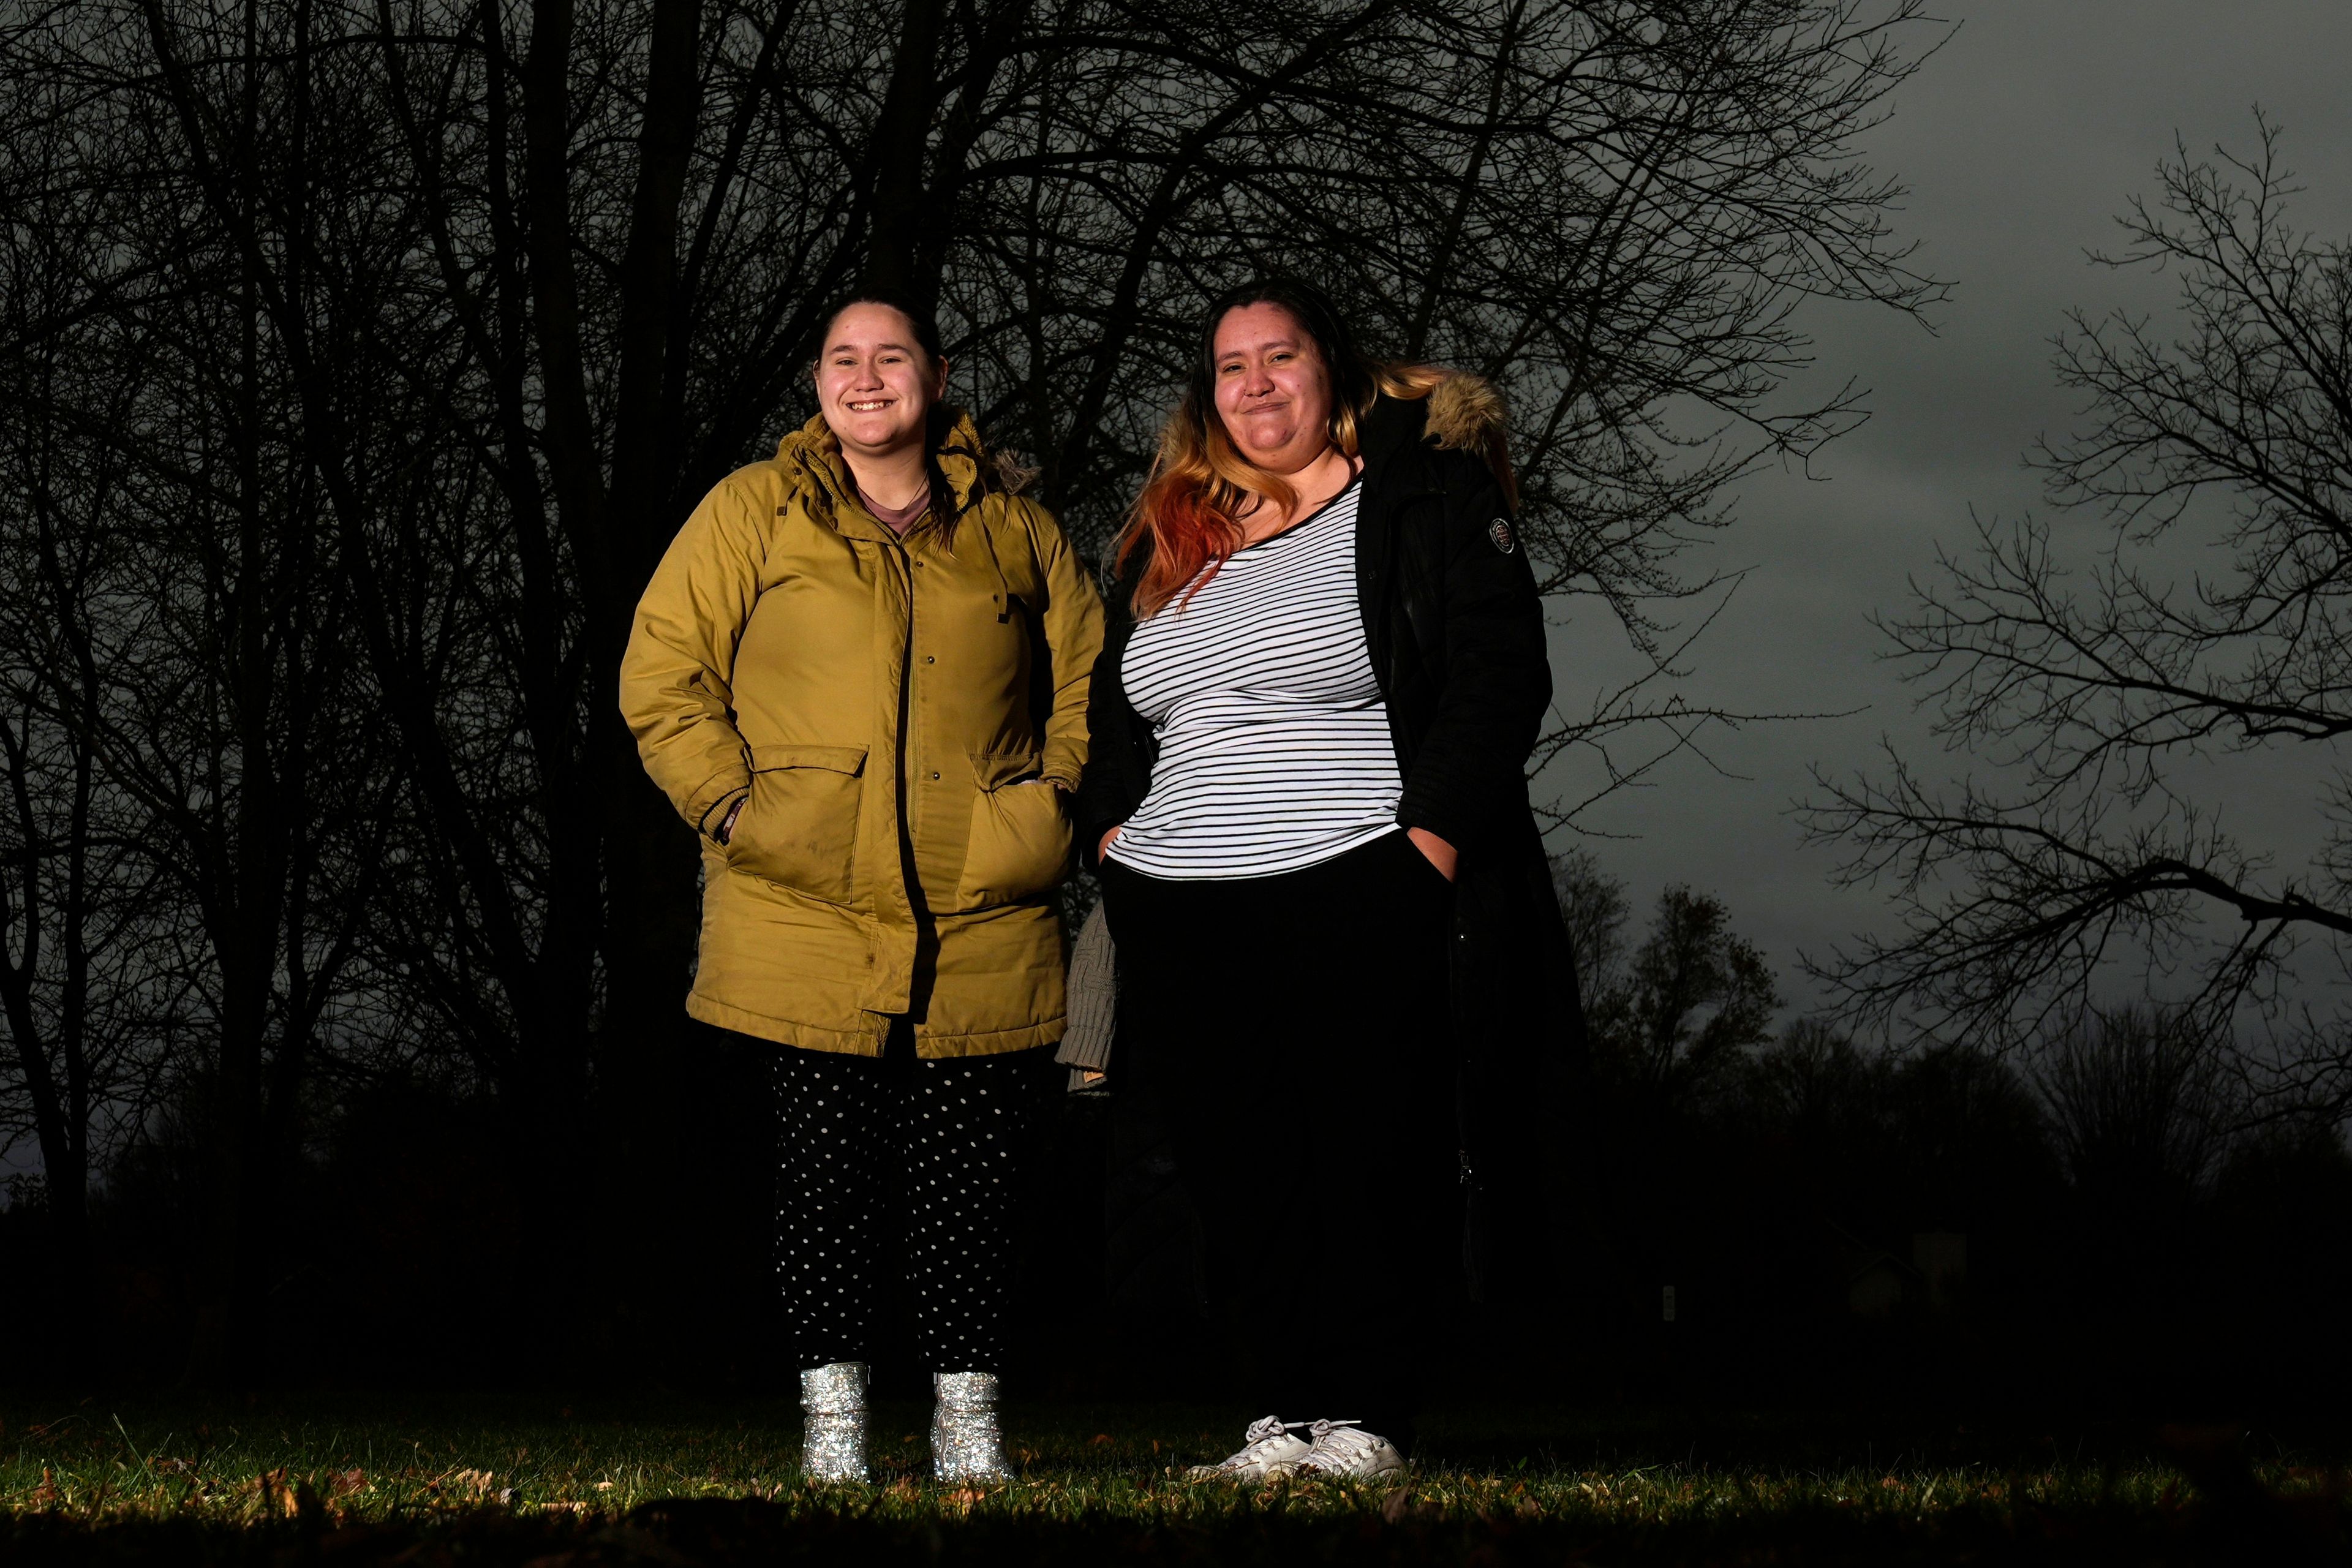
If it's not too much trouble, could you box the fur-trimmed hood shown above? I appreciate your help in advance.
[1423,371,1507,455]
[1399,370,1517,510]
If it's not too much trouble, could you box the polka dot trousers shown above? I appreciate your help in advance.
[774,1030,1041,1375]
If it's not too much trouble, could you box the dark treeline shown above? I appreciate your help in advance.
[1548,855,2352,1417]
[0,0,1959,1387]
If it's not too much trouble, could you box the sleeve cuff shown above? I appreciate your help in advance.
[1395,801,1472,855]
[697,785,748,842]
[1040,746,1085,791]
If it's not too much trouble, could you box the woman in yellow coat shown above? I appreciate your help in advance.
[622,292,1104,1483]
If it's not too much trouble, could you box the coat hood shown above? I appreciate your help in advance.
[774,408,1035,522]
[1362,370,1518,510]
[1417,371,1517,510]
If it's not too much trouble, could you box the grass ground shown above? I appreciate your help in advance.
[2,1395,2346,1564]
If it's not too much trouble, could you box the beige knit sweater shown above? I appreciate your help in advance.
[1054,902,1115,1085]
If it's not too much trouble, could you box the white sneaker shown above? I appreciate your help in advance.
[1292,1419,1405,1480]
[1185,1415,1313,1481]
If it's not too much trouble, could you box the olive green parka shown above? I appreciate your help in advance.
[621,410,1105,1057]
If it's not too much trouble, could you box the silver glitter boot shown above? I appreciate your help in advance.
[799,1361,871,1483]
[929,1371,1011,1483]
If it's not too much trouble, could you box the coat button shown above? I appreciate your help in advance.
[931,771,941,780]
[924,655,935,664]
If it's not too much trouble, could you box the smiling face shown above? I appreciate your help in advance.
[815,301,946,459]
[1210,301,1336,476]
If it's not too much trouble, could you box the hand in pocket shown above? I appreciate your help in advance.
[726,745,867,902]
[1406,826,1457,882]
[959,771,1073,908]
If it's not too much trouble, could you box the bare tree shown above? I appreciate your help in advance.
[0,2,405,1374]
[2037,1004,2233,1207]
[1553,854,1781,1112]
[1804,118,2352,1119]
[0,311,191,1355]
[1605,886,1782,1110]
[1552,848,1633,1009]
[0,51,202,1361]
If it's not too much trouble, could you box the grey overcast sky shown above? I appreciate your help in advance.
[1537,1,2352,1011]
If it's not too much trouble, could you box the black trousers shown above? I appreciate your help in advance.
[769,1022,1048,1375]
[1100,830,1458,1450]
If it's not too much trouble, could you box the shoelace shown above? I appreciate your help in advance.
[1228,1415,1311,1460]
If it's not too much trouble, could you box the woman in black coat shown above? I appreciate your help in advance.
[1077,277,1588,1480]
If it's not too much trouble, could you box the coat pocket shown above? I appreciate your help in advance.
[956,748,1072,910]
[727,744,867,904]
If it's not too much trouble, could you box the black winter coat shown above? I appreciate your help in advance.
[1076,382,1593,1305]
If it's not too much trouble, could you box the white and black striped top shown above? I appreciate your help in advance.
[1107,478,1401,880]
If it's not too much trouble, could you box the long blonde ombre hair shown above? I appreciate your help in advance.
[1118,279,1447,617]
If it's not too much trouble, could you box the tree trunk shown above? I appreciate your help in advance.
[860,0,947,302]
[190,0,290,1381]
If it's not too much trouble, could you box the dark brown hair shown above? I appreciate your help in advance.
[820,287,943,364]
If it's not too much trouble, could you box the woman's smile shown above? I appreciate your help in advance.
[816,301,945,467]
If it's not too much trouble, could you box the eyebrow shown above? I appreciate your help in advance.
[826,339,917,356]
[1217,338,1301,359]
